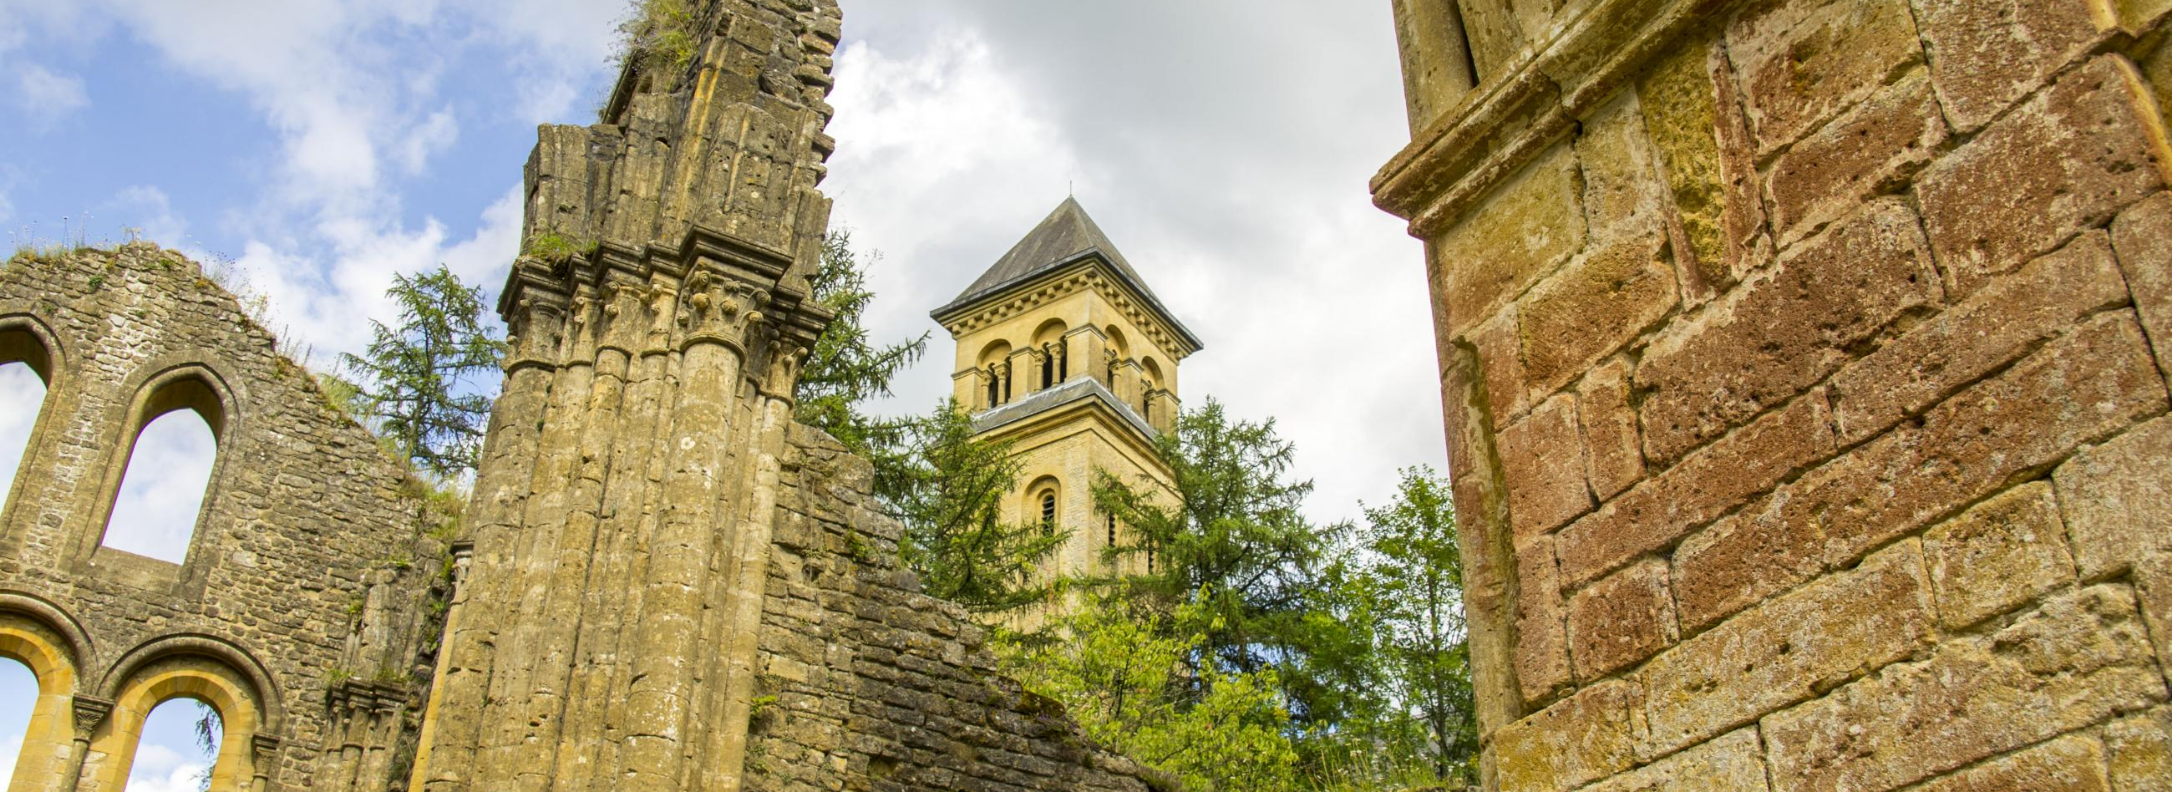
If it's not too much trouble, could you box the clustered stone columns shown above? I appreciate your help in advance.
[408,231,827,792]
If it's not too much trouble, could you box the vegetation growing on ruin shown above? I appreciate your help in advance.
[339,266,507,480]
[522,230,598,263]
[613,0,699,93]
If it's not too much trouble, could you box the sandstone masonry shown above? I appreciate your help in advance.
[1378,0,2172,790]
[0,1,1170,790]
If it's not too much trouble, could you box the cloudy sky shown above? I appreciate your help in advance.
[0,0,1439,772]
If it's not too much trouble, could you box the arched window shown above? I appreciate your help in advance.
[0,613,86,788]
[125,698,222,791]
[103,375,226,565]
[1041,493,1057,535]
[87,653,266,792]
[0,325,55,518]
[978,341,1014,408]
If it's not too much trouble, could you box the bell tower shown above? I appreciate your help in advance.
[931,198,1203,590]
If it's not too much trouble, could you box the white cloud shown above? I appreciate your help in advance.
[103,186,191,252]
[396,108,460,174]
[827,6,1443,524]
[124,741,212,792]
[15,63,89,127]
[103,409,217,564]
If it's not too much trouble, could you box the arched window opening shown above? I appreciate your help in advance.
[0,360,47,517]
[986,366,1000,409]
[1106,513,1116,546]
[105,377,225,565]
[1040,493,1057,535]
[1040,348,1055,390]
[0,656,36,786]
[125,697,223,791]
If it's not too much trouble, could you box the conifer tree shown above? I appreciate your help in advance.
[340,266,504,480]
[891,401,1066,615]
[795,230,927,485]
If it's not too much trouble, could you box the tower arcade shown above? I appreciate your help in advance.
[931,198,1202,584]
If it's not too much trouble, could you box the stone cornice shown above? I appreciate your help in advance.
[935,259,1202,360]
[1371,0,1731,238]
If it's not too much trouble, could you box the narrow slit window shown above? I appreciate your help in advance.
[1040,493,1057,535]
[1106,514,1116,546]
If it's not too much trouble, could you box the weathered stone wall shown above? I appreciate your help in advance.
[746,425,1168,792]
[1377,1,2172,790]
[0,245,452,791]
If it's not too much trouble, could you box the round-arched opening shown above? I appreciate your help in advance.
[104,407,218,565]
[125,697,223,791]
[92,654,263,792]
[1025,476,1060,536]
[0,656,34,786]
[1140,357,1165,391]
[1103,326,1130,359]
[977,340,1014,369]
[1031,319,1069,347]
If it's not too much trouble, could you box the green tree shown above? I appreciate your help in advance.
[999,595,1301,791]
[890,401,1066,615]
[340,266,505,480]
[1092,399,1350,726]
[795,230,928,458]
[1359,466,1478,784]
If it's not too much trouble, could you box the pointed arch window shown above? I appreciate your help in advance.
[0,325,56,519]
[101,373,228,566]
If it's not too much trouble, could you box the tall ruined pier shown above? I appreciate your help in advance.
[1377,1,2172,790]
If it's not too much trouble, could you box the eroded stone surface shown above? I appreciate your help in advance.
[1924,482,2076,630]
[1493,680,1643,792]
[1918,56,2171,299]
[1583,728,1769,792]
[1642,541,1933,757]
[1911,0,2109,131]
[2056,415,2172,579]
[1577,359,1644,501]
[1762,586,2166,792]
[1907,735,2110,792]
[1636,200,1938,464]
[1568,559,1678,681]
[1727,0,1925,155]
[1500,394,1594,541]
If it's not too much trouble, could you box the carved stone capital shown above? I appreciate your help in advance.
[70,695,114,741]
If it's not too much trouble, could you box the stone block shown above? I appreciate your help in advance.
[1828,231,2129,445]
[1726,0,1925,155]
[1640,541,1933,757]
[2135,553,2172,682]
[1557,389,1833,587]
[1911,0,2110,131]
[1673,313,2165,628]
[1577,91,1672,244]
[1637,199,1938,465]
[1918,56,2172,299]
[1516,535,1573,706]
[1492,680,1642,792]
[1568,559,1678,681]
[1924,482,2077,630]
[1761,586,2166,792]
[2121,0,2172,30]
[1469,304,1530,421]
[1434,144,1587,336]
[2113,192,2172,393]
[1638,38,1765,295]
[1582,727,1769,792]
[1908,735,2110,792]
[1766,70,1946,247]
[2108,709,2172,792]
[1499,394,1593,542]
[1517,234,1677,400]
[2056,415,2172,579]
[1577,359,1643,501]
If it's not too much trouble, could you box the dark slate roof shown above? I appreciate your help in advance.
[931,198,1202,351]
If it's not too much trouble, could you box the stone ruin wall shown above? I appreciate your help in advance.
[1377,0,2172,790]
[0,244,457,792]
[0,1,1171,790]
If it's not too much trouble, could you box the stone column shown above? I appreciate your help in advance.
[60,696,110,792]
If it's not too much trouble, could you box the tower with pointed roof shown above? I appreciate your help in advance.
[931,197,1203,592]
